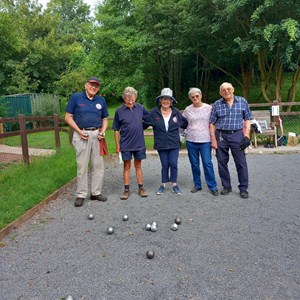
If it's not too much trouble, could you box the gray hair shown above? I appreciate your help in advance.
[219,82,234,92]
[188,87,202,98]
[122,87,137,99]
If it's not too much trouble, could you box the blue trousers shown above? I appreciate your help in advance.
[157,148,180,183]
[186,141,217,191]
[216,130,249,192]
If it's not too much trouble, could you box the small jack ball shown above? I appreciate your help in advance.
[146,250,155,259]
[88,214,94,220]
[122,215,129,221]
[107,227,114,234]
[175,217,181,225]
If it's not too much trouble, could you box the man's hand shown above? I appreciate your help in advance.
[239,136,251,151]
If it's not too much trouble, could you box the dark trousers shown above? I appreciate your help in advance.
[216,130,249,192]
[157,148,180,183]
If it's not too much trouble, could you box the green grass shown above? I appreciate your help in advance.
[5,130,71,150]
[0,147,77,230]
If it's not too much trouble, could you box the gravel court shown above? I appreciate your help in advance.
[0,153,300,300]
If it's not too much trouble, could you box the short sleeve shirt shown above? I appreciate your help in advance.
[66,92,109,128]
[112,103,149,151]
[182,103,212,143]
[209,96,252,130]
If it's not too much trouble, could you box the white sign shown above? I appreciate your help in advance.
[272,105,279,116]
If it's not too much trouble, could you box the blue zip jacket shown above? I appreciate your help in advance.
[144,106,188,150]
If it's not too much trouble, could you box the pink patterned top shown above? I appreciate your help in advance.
[182,103,212,143]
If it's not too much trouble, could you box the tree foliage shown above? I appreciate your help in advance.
[0,0,299,106]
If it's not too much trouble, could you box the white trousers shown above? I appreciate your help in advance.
[72,130,104,198]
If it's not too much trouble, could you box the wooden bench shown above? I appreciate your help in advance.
[251,110,278,147]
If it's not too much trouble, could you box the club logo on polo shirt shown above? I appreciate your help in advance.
[96,103,102,110]
[173,116,178,123]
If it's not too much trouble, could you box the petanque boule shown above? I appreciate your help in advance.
[171,223,179,231]
[122,215,129,221]
[66,296,73,300]
[152,221,157,226]
[174,217,181,225]
[146,250,155,259]
[107,227,114,234]
[150,224,158,232]
[88,214,94,220]
[145,224,151,231]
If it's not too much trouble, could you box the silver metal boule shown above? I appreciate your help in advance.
[145,224,151,231]
[171,223,179,231]
[175,217,181,225]
[66,296,74,300]
[88,214,94,220]
[122,215,129,221]
[107,227,114,234]
[146,250,155,259]
[151,225,158,232]
[152,222,157,226]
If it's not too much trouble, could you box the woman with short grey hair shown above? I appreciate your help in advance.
[182,88,218,196]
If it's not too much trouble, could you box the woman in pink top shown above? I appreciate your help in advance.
[182,88,218,196]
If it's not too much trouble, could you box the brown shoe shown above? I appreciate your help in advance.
[75,197,84,207]
[138,188,148,198]
[90,194,107,202]
[120,190,130,200]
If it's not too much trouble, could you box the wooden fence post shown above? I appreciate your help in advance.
[18,114,29,165]
[53,114,60,148]
[0,118,4,144]
[69,127,74,145]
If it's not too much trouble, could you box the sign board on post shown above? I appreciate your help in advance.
[272,105,280,116]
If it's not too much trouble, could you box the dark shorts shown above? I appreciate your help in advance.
[121,149,146,161]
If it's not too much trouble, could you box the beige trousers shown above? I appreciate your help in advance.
[72,130,104,198]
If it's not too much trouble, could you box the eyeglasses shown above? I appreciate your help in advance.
[190,94,201,99]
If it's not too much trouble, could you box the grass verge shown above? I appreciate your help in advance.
[0,146,77,230]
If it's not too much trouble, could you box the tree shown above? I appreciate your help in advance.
[245,0,299,103]
[1,0,92,95]
[0,5,25,93]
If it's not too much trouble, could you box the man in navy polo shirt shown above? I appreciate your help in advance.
[65,77,109,207]
[113,87,149,200]
[210,82,252,199]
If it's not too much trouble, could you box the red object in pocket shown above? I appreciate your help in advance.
[99,139,108,156]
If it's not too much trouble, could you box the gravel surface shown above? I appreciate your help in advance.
[1,153,300,300]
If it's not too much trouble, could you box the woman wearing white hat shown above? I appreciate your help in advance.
[144,88,188,195]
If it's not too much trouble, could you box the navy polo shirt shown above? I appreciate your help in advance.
[66,92,109,128]
[112,103,149,151]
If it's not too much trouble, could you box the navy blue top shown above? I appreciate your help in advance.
[65,92,109,128]
[209,96,252,130]
[112,103,149,151]
[144,106,188,150]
